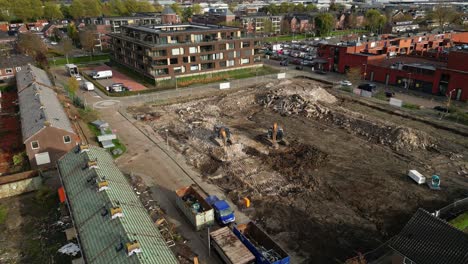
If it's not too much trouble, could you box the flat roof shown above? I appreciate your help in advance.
[369,56,447,68]
[123,23,239,34]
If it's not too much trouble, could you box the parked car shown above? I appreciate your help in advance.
[74,74,82,81]
[50,41,58,45]
[81,81,95,91]
[358,83,377,92]
[340,80,352,86]
[280,59,289,66]
[315,70,326,74]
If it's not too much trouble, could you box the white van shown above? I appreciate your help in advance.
[81,81,95,91]
[92,70,112,79]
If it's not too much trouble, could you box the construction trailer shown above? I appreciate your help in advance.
[175,185,215,231]
[233,222,290,264]
[210,227,256,264]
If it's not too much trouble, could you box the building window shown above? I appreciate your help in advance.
[63,135,72,144]
[31,141,39,149]
[172,48,183,55]
[227,60,235,67]
[242,50,252,56]
[155,68,169,75]
[193,34,203,42]
[189,47,198,54]
[219,44,226,50]
[170,58,178,65]
[241,58,250,64]
[183,57,189,63]
[242,42,250,48]
[220,61,226,67]
[174,66,185,73]
[5,68,13,74]
[190,65,199,71]
[228,43,234,49]
[190,56,196,62]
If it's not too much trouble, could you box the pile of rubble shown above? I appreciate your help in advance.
[258,87,435,152]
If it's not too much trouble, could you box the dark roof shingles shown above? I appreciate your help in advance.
[390,208,468,264]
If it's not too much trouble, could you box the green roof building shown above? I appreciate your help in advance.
[57,145,178,264]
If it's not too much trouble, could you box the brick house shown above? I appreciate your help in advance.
[16,64,78,169]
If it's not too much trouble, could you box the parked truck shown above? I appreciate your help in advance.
[233,222,290,264]
[65,64,79,77]
[175,185,214,231]
[210,227,256,264]
[206,195,235,225]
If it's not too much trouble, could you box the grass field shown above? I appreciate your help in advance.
[450,212,468,232]
[49,54,110,65]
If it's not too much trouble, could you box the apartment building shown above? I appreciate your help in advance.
[108,23,262,81]
[238,14,283,35]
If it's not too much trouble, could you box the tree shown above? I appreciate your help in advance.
[295,3,306,13]
[192,4,203,15]
[17,32,48,67]
[67,77,79,98]
[344,13,357,29]
[281,19,291,35]
[429,5,455,30]
[79,28,97,55]
[329,3,345,12]
[315,13,335,36]
[69,0,85,18]
[82,0,102,17]
[124,0,139,13]
[306,4,318,12]
[228,2,237,13]
[110,0,128,15]
[61,4,71,19]
[12,0,43,22]
[153,2,164,13]
[365,9,387,33]
[44,2,64,20]
[182,7,193,22]
[17,32,47,57]
[67,23,80,45]
[135,0,156,12]
[62,38,73,64]
[263,19,273,36]
[171,3,183,18]
[0,0,12,21]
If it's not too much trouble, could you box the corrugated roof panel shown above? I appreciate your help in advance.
[58,146,178,264]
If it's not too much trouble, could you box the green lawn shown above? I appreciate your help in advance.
[49,54,110,65]
[450,212,468,232]
[159,66,280,88]
[402,102,421,110]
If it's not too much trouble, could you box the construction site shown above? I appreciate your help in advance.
[128,77,468,262]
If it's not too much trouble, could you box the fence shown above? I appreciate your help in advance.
[435,197,468,221]
[0,170,42,199]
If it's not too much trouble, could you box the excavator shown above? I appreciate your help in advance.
[267,122,288,148]
[212,125,233,147]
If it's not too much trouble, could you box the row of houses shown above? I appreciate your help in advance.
[315,31,468,101]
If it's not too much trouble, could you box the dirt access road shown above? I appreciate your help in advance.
[130,77,468,263]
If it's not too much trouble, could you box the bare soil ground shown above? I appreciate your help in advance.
[0,190,72,264]
[0,90,25,175]
[128,78,468,263]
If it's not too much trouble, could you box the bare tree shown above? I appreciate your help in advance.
[62,38,73,64]
[346,67,362,84]
[79,29,97,56]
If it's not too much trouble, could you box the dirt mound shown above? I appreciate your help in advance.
[258,90,435,152]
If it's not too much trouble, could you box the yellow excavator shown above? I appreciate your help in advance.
[213,125,233,147]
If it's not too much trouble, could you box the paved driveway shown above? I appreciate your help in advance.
[93,65,147,91]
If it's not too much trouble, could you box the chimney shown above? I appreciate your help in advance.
[126,240,141,256]
[79,144,90,153]
[87,160,98,169]
[97,180,109,192]
[110,206,123,219]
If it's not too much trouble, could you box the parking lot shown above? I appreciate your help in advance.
[90,65,147,91]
